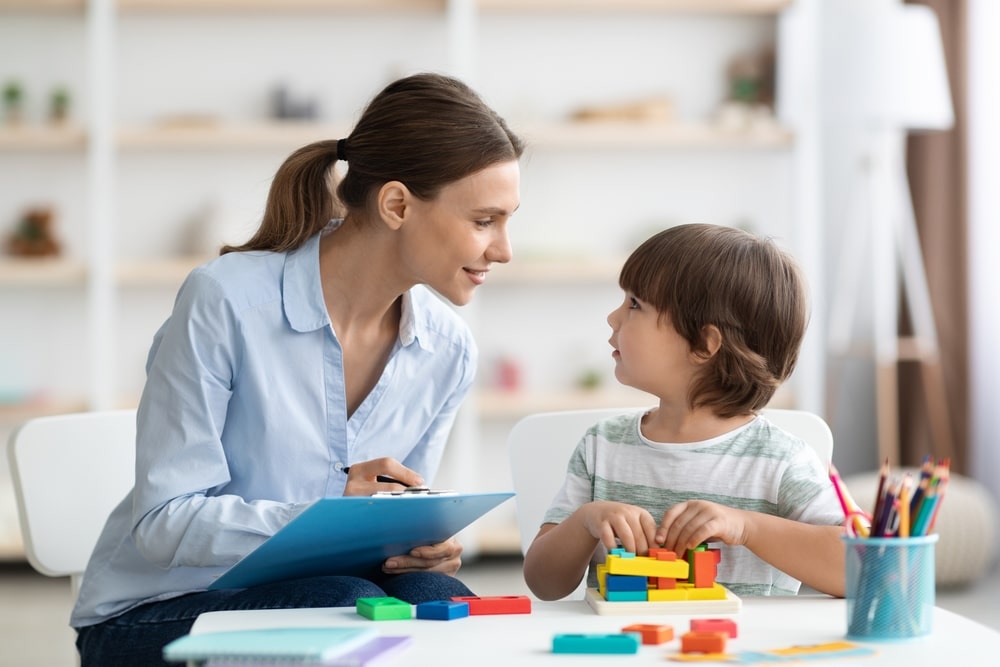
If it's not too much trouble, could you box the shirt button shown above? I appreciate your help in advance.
[334,462,345,472]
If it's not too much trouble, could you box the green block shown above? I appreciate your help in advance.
[356,596,412,620]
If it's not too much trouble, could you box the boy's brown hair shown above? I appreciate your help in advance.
[619,223,808,417]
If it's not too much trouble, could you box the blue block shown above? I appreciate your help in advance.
[605,574,648,591]
[552,633,641,654]
[415,600,469,620]
[609,548,635,558]
[605,590,648,602]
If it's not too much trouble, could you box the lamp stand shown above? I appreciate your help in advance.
[827,129,955,466]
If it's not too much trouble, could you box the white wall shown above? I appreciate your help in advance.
[968,0,1000,505]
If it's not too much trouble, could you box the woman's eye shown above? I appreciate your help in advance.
[475,219,493,228]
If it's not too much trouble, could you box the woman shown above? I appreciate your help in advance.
[73,72,524,666]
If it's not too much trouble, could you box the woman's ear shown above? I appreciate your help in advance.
[376,181,410,231]
[692,324,723,363]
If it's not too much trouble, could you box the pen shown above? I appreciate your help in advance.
[341,466,407,486]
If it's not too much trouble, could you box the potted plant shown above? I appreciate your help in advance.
[3,80,24,124]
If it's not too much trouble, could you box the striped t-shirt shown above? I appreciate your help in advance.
[541,410,843,596]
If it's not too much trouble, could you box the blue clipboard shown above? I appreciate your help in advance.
[208,491,514,590]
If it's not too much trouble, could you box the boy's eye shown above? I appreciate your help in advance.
[628,297,640,309]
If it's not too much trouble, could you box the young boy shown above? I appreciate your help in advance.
[523,224,845,600]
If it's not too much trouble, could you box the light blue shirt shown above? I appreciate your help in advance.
[71,226,477,627]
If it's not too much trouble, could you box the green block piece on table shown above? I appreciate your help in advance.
[552,632,641,654]
[356,596,413,621]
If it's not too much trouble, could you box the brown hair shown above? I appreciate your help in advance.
[619,223,808,417]
[222,72,524,255]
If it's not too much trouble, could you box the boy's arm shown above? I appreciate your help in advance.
[523,521,595,601]
[742,513,845,597]
[523,501,659,601]
[656,500,845,597]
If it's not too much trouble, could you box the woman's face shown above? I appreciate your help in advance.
[400,160,520,306]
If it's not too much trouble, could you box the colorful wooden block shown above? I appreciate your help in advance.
[649,548,678,560]
[622,623,674,645]
[680,631,728,654]
[605,589,648,602]
[683,584,728,601]
[648,587,690,602]
[415,600,469,620]
[691,618,738,638]
[552,633,641,654]
[450,595,531,615]
[356,596,412,621]
[606,554,689,579]
[605,574,649,591]
[692,550,719,588]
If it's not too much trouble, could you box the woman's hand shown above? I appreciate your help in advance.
[578,500,659,555]
[655,500,750,552]
[343,457,424,496]
[383,537,463,576]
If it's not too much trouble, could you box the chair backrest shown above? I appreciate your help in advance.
[7,409,136,592]
[506,407,833,558]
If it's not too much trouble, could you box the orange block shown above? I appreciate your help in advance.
[622,623,674,645]
[680,631,728,654]
[692,550,718,588]
[649,548,677,560]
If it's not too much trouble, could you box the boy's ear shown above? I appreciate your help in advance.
[376,181,410,231]
[691,324,723,363]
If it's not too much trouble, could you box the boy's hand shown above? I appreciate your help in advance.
[655,500,750,552]
[579,500,658,555]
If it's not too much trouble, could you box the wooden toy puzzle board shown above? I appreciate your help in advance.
[584,587,741,615]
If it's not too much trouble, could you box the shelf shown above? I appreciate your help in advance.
[477,389,654,420]
[522,121,793,150]
[0,258,86,287]
[118,0,445,12]
[117,121,350,150]
[0,0,83,10]
[478,0,792,15]
[0,125,86,151]
[116,255,209,287]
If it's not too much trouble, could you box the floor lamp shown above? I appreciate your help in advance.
[826,1,955,466]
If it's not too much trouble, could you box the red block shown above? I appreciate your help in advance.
[450,595,531,615]
[691,618,738,638]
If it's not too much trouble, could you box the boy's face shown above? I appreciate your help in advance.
[607,292,698,400]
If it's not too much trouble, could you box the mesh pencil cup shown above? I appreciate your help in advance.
[843,534,938,641]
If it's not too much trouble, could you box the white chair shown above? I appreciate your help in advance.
[6,408,136,595]
[507,407,834,559]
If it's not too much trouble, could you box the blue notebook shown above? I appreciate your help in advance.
[209,491,514,590]
[163,626,377,663]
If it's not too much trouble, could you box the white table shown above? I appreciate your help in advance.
[192,595,1000,665]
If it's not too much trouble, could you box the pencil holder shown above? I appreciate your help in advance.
[843,534,938,641]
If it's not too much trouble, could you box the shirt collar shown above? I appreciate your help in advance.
[282,224,433,351]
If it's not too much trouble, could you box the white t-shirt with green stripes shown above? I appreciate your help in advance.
[541,410,843,596]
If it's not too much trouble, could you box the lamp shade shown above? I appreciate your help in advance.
[823,0,954,131]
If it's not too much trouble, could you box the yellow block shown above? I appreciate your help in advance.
[647,588,690,601]
[606,555,689,579]
[679,583,727,600]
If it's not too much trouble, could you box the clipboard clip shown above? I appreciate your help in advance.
[373,486,459,496]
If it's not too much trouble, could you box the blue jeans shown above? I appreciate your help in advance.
[75,572,474,667]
